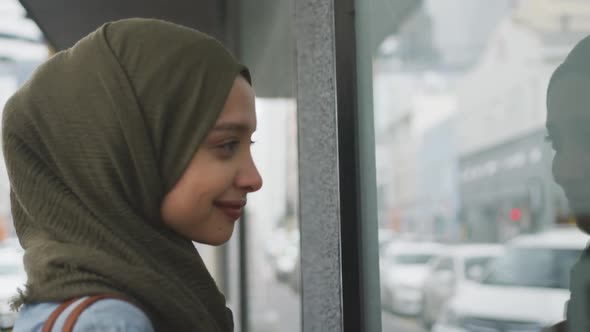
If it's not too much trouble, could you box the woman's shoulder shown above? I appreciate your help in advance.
[13,297,155,332]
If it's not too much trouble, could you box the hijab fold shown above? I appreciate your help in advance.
[2,18,249,331]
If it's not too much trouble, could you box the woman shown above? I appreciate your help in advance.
[546,35,590,332]
[3,18,262,331]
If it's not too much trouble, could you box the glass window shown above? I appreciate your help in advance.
[0,0,46,243]
[356,0,590,331]
[433,257,454,273]
[237,0,301,331]
[246,99,300,332]
[464,256,494,279]
[0,254,24,276]
[394,255,432,265]
[483,248,581,289]
[0,1,46,328]
[394,254,433,265]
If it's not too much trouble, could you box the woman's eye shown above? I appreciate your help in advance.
[217,141,240,157]
[220,141,239,153]
[213,137,254,158]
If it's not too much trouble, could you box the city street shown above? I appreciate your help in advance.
[249,268,425,332]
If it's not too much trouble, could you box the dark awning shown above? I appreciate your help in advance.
[18,0,420,98]
[18,0,229,51]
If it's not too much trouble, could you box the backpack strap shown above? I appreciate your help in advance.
[41,298,81,332]
[62,294,129,332]
[42,294,130,332]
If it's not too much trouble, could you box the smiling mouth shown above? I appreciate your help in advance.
[214,200,246,220]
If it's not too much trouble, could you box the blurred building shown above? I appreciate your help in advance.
[454,0,590,241]
[373,0,509,238]
[373,0,590,242]
[513,0,590,33]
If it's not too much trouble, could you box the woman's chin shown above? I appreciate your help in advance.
[204,237,232,246]
[194,228,235,246]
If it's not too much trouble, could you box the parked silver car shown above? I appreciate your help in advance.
[421,244,503,329]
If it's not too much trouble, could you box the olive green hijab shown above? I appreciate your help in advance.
[2,18,250,331]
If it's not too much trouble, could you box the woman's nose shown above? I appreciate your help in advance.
[236,155,263,193]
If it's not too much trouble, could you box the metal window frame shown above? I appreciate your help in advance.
[294,0,381,331]
[15,0,386,329]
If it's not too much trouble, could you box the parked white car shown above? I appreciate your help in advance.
[421,244,504,329]
[434,227,588,332]
[0,246,25,329]
[380,241,443,315]
[378,228,396,251]
[264,228,300,283]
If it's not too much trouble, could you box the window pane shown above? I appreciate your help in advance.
[357,1,590,331]
[0,0,46,241]
[0,0,46,328]
[483,248,580,289]
[247,99,300,332]
[237,0,301,331]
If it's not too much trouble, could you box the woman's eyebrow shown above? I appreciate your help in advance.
[211,122,254,133]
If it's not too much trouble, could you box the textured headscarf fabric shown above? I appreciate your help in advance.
[2,18,250,331]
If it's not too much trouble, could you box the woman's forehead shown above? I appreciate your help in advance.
[216,78,256,119]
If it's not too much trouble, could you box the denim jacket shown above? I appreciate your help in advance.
[12,297,154,332]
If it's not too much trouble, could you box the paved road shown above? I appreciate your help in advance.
[249,269,426,332]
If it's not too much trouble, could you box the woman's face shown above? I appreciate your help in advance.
[547,74,590,233]
[160,76,263,245]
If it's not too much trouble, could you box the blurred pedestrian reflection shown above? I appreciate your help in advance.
[546,35,590,332]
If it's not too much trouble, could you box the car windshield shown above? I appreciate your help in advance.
[482,247,581,289]
[393,254,433,265]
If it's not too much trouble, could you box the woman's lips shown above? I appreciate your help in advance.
[214,200,246,220]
